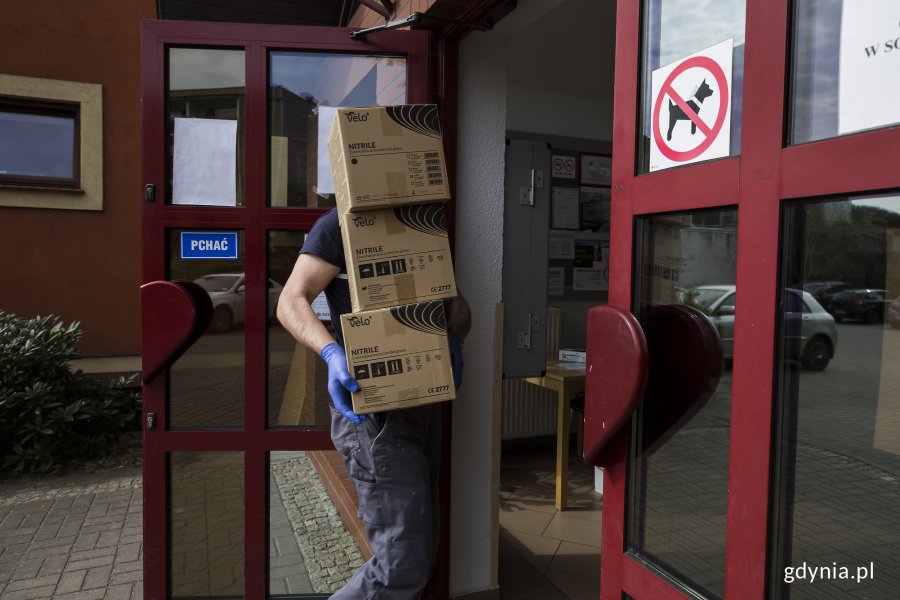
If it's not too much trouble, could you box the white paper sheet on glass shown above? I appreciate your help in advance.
[172,118,237,206]
[549,230,577,259]
[311,292,331,321]
[315,106,343,196]
[548,266,565,296]
[552,188,580,230]
[839,0,900,135]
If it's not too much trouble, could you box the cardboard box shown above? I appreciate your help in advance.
[328,105,450,218]
[341,203,457,312]
[558,348,587,363]
[341,300,455,414]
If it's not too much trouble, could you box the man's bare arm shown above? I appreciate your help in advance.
[276,253,341,353]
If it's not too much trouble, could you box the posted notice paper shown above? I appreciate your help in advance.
[839,0,900,135]
[315,106,341,195]
[173,118,238,206]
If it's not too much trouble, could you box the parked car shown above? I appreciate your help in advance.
[685,285,837,371]
[194,273,284,332]
[828,288,891,324]
[889,296,900,328]
[802,280,851,312]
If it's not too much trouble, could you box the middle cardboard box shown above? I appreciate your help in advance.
[341,299,455,414]
[341,202,457,312]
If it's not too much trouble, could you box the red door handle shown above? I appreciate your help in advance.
[583,306,649,466]
[140,280,213,383]
[583,303,724,465]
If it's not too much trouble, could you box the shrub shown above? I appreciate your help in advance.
[0,311,140,476]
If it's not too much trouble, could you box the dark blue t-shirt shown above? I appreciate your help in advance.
[300,208,351,347]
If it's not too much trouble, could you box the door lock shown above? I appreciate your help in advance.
[146,412,157,431]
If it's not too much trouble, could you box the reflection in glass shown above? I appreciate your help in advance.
[168,229,245,429]
[0,109,76,181]
[638,0,745,172]
[268,230,331,428]
[771,193,900,598]
[167,48,245,206]
[169,452,244,598]
[790,0,900,144]
[268,52,406,207]
[269,451,364,595]
[629,208,737,598]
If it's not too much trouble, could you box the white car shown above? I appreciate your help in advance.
[684,285,837,371]
[194,273,284,333]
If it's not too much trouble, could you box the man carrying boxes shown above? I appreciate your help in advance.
[276,104,469,600]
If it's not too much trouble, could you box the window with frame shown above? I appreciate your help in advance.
[0,74,102,211]
[0,97,80,189]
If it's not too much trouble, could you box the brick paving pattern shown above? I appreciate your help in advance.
[271,452,363,593]
[0,451,362,599]
[0,472,143,600]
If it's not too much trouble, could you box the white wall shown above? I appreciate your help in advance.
[450,0,615,595]
[450,26,507,597]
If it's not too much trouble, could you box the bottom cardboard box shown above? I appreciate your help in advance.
[341,300,455,414]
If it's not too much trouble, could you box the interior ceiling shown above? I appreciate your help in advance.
[157,0,358,26]
[506,0,614,98]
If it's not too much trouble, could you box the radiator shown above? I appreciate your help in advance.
[501,378,557,440]
[546,307,561,356]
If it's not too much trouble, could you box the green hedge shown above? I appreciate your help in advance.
[0,311,140,476]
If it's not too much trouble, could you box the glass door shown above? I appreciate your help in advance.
[141,20,430,599]
[599,0,900,599]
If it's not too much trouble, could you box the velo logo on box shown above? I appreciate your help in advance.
[347,315,373,328]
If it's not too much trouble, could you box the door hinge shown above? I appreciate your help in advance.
[519,169,544,206]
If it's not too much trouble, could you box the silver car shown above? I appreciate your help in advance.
[685,285,838,371]
[194,273,284,333]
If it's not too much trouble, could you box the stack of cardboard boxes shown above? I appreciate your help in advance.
[328,104,458,415]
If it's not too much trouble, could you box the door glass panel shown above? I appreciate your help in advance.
[629,208,738,598]
[268,52,407,207]
[169,452,244,598]
[789,0,900,144]
[771,192,900,598]
[167,48,245,206]
[267,230,333,428]
[168,229,245,429]
[638,0,745,173]
[269,451,365,595]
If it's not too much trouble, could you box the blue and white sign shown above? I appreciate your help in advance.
[180,231,239,260]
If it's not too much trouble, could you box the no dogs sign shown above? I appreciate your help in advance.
[649,39,733,172]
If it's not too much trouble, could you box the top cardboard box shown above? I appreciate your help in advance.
[328,105,450,218]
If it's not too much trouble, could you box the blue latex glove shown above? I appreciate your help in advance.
[448,329,464,390]
[320,343,365,424]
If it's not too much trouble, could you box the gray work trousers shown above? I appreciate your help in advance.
[329,403,442,600]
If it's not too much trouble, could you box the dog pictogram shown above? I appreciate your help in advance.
[666,79,714,141]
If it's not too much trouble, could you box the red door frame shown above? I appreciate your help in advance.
[140,20,432,600]
[601,1,900,599]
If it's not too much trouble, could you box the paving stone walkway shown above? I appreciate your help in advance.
[0,452,363,599]
[0,469,143,600]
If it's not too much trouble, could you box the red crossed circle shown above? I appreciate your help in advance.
[652,55,729,162]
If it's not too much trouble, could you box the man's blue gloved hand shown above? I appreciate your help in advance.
[320,343,365,424]
[448,329,464,390]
